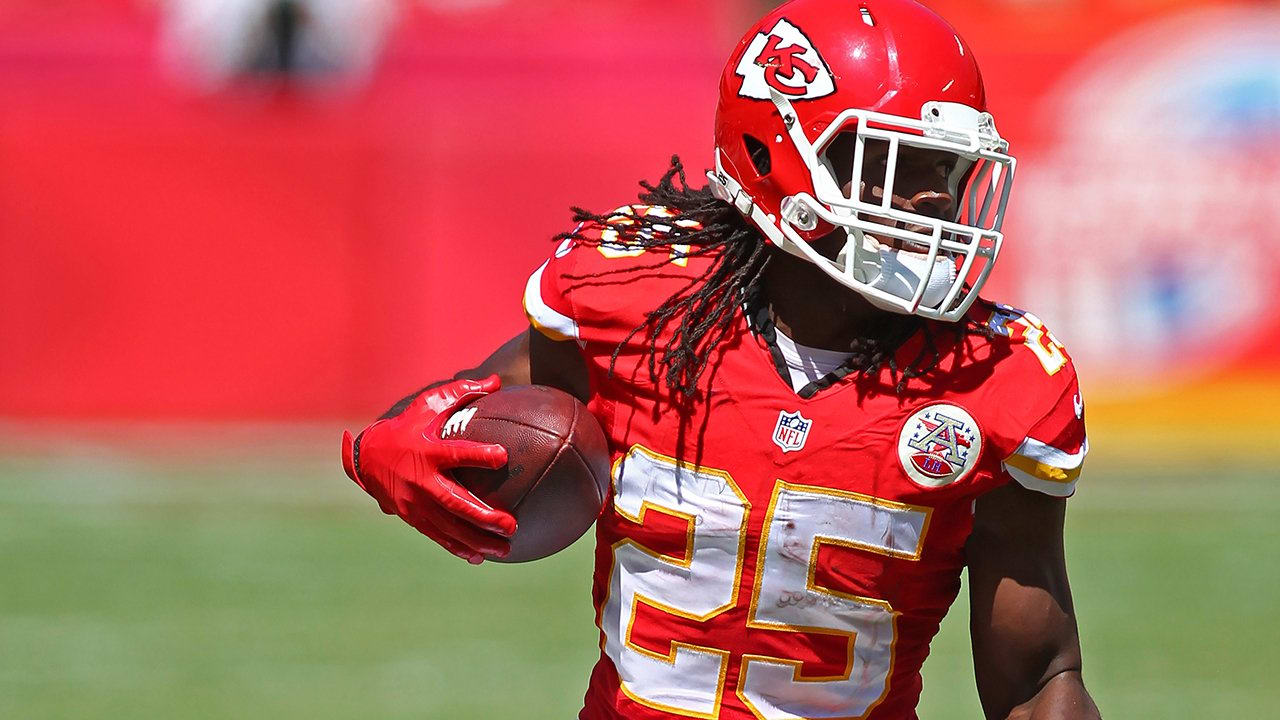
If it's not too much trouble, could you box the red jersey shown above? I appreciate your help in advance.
[522,208,1087,720]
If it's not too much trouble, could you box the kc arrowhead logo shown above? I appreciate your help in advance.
[735,19,835,101]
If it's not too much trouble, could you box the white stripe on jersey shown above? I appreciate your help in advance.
[523,261,579,342]
[1002,437,1088,498]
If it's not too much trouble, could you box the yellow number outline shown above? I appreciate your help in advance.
[992,309,1068,376]
[603,444,750,719]
[737,481,932,720]
[603,453,937,719]
[597,205,697,266]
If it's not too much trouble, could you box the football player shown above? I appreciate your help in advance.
[341,0,1101,717]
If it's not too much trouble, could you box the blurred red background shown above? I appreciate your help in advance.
[3,0,1277,426]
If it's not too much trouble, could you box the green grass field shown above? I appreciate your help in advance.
[2,447,1277,718]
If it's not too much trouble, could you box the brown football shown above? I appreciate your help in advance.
[444,384,611,563]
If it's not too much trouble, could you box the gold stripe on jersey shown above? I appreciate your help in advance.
[1001,435,1087,497]
[1003,453,1083,484]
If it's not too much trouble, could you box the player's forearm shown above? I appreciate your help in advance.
[1002,670,1100,720]
[378,370,498,419]
[376,331,538,420]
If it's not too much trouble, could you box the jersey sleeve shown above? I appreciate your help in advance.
[979,303,1089,498]
[522,206,708,348]
[523,237,582,343]
[999,363,1088,498]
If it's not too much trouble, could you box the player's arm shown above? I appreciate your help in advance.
[345,232,593,561]
[452,326,589,401]
[342,325,588,563]
[377,327,588,419]
[967,481,1101,719]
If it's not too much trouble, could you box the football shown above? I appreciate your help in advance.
[444,384,611,563]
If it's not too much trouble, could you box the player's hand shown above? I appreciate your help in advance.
[341,375,516,564]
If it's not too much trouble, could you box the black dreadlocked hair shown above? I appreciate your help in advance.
[554,156,993,404]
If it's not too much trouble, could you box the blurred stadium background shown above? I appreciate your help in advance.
[2,0,1277,717]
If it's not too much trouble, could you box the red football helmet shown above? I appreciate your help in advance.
[707,0,1015,321]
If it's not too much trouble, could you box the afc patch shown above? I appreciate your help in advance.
[897,404,983,488]
[772,410,812,453]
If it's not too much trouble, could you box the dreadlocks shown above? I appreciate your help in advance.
[555,155,992,403]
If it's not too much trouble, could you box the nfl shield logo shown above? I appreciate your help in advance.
[772,410,812,453]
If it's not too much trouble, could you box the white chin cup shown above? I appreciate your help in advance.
[838,240,957,314]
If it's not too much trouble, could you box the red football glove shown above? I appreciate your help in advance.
[341,375,516,564]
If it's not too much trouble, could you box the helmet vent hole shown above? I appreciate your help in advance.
[860,7,875,26]
[743,134,772,177]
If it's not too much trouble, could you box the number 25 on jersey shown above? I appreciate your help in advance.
[601,446,932,719]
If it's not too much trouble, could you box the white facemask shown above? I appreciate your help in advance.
[839,240,957,315]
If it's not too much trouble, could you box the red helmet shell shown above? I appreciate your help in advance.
[715,0,988,241]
